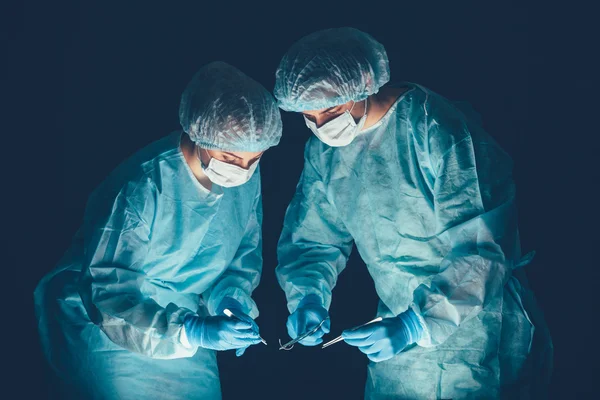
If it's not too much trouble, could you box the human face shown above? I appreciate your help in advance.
[199,149,263,170]
[302,99,366,128]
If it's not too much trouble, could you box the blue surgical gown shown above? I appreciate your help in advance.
[277,84,537,399]
[34,132,263,399]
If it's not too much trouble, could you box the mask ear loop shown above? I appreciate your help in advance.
[348,98,368,116]
[196,146,204,164]
[348,100,357,114]
[197,147,214,169]
[348,98,367,123]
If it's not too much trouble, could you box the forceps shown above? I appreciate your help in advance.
[278,317,330,350]
[321,317,383,349]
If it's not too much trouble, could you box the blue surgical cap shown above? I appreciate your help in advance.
[179,61,282,152]
[274,27,390,112]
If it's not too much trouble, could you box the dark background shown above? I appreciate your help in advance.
[5,1,597,399]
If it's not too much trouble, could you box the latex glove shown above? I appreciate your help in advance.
[286,294,331,346]
[184,299,261,356]
[216,297,262,357]
[342,309,423,362]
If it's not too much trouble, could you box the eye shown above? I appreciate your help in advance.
[326,107,340,115]
[220,155,235,162]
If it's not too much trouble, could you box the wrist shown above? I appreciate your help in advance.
[298,294,324,309]
[180,323,193,348]
[216,297,244,315]
[398,308,423,344]
[183,314,205,348]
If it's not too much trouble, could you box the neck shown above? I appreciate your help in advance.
[361,86,408,131]
[180,133,213,191]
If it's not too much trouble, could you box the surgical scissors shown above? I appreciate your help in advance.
[278,317,330,350]
[321,317,383,349]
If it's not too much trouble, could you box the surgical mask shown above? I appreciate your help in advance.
[197,148,259,188]
[304,99,367,147]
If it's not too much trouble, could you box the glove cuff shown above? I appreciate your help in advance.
[216,296,244,316]
[183,314,201,348]
[399,308,424,344]
[298,294,325,308]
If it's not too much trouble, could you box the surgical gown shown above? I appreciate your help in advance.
[34,131,263,399]
[276,84,538,399]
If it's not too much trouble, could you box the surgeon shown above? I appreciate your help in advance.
[275,28,542,399]
[34,61,282,400]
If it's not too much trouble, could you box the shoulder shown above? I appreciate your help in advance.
[92,170,158,210]
[86,161,161,231]
[404,85,472,156]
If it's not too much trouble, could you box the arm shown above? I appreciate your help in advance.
[411,96,521,347]
[78,178,197,359]
[202,178,263,319]
[276,142,354,313]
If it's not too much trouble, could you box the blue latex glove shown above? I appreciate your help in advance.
[184,298,262,357]
[216,297,262,357]
[342,309,423,362]
[286,294,331,346]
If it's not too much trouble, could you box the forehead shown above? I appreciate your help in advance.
[303,103,345,116]
[215,150,263,159]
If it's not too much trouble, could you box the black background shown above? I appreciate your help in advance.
[5,1,597,399]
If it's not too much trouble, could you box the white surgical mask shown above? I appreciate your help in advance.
[197,148,259,188]
[304,99,367,147]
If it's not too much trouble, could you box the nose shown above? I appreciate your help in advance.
[236,158,259,170]
[239,160,251,169]
[306,114,334,129]
[315,116,328,128]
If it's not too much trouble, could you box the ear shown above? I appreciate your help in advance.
[198,148,213,165]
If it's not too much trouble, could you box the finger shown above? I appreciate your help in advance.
[298,336,324,346]
[232,328,261,340]
[341,323,379,340]
[227,320,253,330]
[321,318,331,334]
[343,334,378,347]
[286,317,299,339]
[358,341,385,355]
[368,351,393,363]
[236,346,248,357]
[343,337,366,347]
[303,321,321,332]
[308,327,327,338]
[231,331,262,343]
[226,336,262,348]
[235,313,259,331]
[302,316,329,336]
[300,327,326,342]
[244,337,263,346]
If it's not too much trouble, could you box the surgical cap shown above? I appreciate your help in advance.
[179,61,282,152]
[274,27,390,112]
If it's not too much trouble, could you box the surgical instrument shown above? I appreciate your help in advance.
[321,317,383,349]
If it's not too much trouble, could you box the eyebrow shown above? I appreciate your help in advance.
[224,152,262,162]
[321,106,337,114]
[223,152,242,159]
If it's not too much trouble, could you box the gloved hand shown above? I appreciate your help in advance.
[184,298,262,357]
[216,297,262,357]
[342,309,423,362]
[286,294,331,346]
